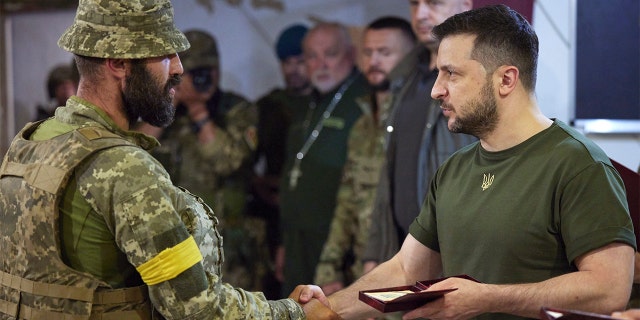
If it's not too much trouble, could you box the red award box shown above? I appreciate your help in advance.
[358,275,478,313]
[540,307,622,320]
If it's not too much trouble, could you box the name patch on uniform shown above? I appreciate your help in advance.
[323,117,345,130]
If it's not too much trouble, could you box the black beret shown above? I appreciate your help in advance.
[275,24,308,61]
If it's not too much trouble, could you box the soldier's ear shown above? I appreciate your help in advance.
[104,58,128,81]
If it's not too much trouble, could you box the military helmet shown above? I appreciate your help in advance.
[58,0,190,59]
[180,29,219,72]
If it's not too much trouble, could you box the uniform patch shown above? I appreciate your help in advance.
[323,117,345,130]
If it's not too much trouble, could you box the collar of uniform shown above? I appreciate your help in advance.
[57,96,160,151]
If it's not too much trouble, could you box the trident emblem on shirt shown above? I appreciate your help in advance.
[482,173,494,191]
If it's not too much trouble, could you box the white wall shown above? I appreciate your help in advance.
[4,0,639,170]
[170,0,411,101]
[532,0,640,171]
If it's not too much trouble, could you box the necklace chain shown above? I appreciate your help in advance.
[288,74,357,189]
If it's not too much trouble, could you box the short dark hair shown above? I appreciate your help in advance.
[366,16,417,44]
[433,4,538,91]
[46,64,78,99]
[74,55,105,81]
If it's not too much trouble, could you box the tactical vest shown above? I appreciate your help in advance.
[0,124,153,320]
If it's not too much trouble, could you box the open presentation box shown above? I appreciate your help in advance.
[358,275,478,313]
[540,307,622,320]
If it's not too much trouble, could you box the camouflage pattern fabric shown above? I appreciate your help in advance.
[0,97,304,319]
[0,123,151,319]
[150,92,270,292]
[313,94,388,286]
[57,0,190,59]
[314,94,404,320]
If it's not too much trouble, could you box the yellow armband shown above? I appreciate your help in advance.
[136,236,203,286]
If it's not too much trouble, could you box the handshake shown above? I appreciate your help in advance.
[289,285,342,320]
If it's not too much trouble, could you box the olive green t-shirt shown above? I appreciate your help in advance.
[410,120,635,319]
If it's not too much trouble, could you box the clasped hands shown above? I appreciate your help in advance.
[289,285,342,320]
[289,277,489,320]
[291,277,489,320]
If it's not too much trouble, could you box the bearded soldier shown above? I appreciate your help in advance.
[0,0,337,319]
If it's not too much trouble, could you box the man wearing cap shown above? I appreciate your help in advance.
[0,0,338,319]
[249,23,312,299]
[136,29,265,293]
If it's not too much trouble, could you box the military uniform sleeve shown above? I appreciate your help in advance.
[315,114,382,286]
[76,145,305,319]
[314,176,356,285]
[197,100,258,176]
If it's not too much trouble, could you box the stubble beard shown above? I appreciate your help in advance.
[446,81,499,139]
[370,79,390,92]
[367,68,390,91]
[286,72,311,94]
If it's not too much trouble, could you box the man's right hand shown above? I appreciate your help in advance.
[303,298,342,320]
[288,284,329,307]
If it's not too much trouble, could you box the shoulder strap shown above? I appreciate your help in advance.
[0,126,134,195]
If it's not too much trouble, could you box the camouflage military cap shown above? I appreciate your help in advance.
[58,0,190,59]
[180,29,219,72]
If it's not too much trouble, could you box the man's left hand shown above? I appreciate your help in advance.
[403,277,489,320]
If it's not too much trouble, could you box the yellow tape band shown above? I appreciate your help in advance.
[136,236,203,286]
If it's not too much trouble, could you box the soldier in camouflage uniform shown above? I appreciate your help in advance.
[136,29,268,292]
[0,0,338,319]
[313,17,416,295]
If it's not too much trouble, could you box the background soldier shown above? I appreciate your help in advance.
[34,61,78,121]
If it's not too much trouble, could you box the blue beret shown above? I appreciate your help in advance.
[275,24,308,61]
